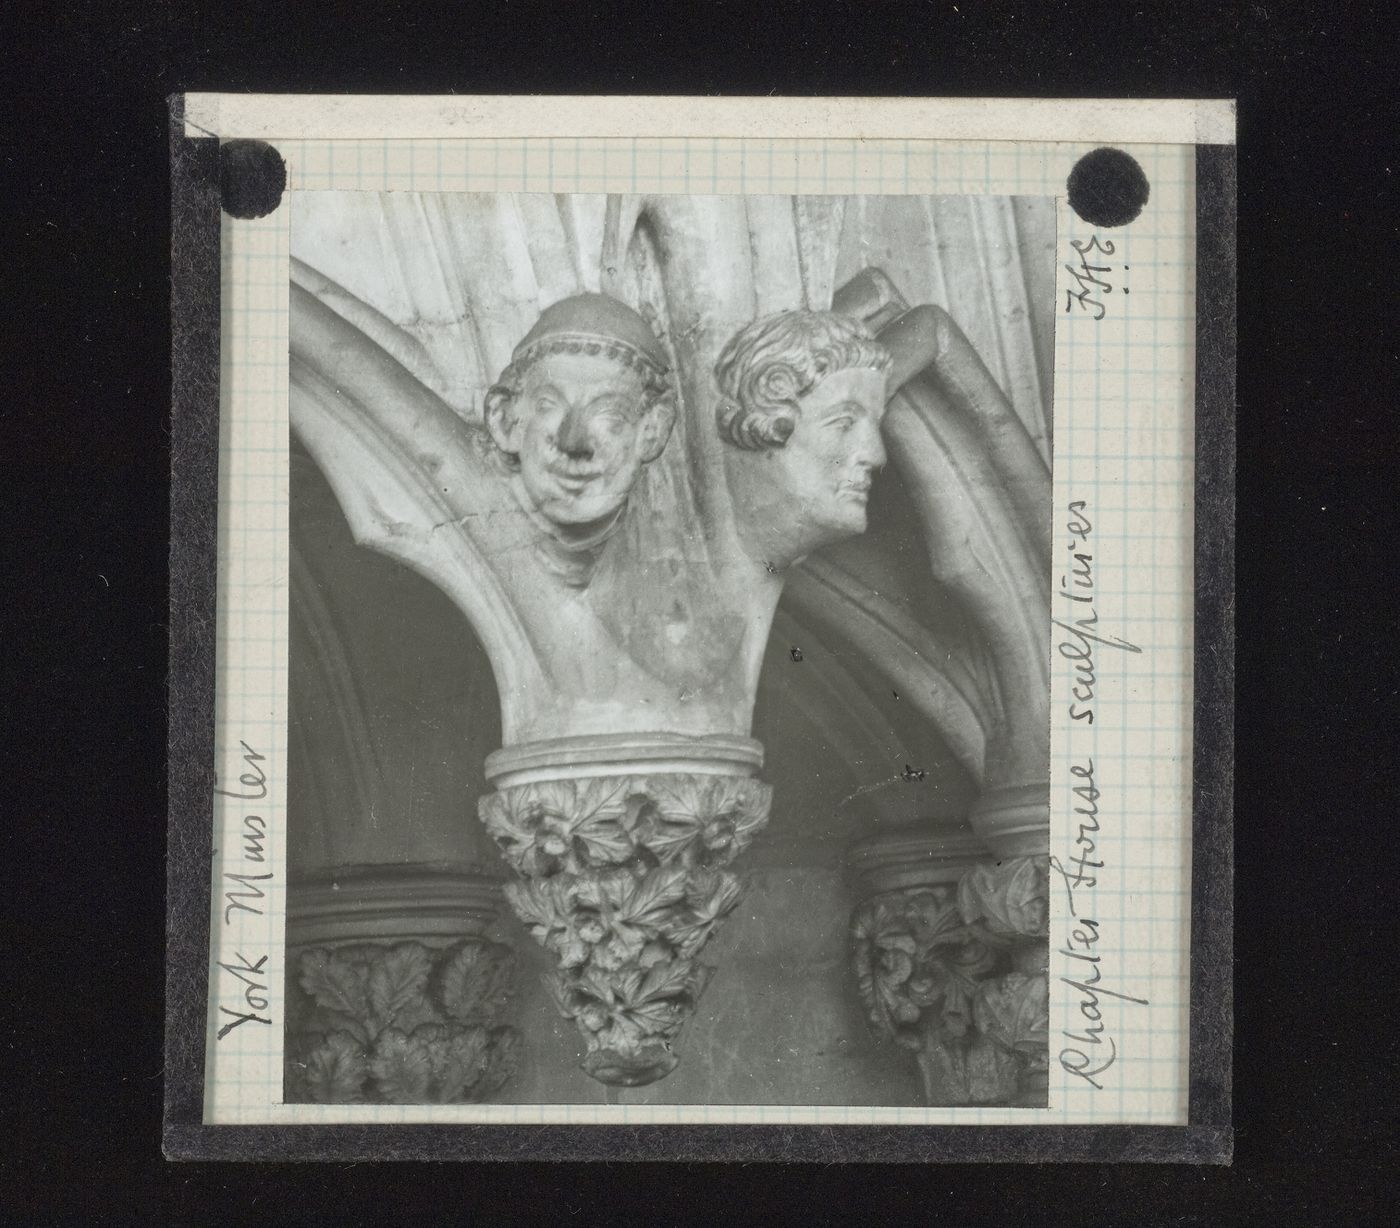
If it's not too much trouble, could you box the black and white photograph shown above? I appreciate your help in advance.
[283,189,1057,1108]
[16,0,1398,1210]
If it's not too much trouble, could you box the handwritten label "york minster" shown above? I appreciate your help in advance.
[1050,501,1149,1090]
[213,740,274,1041]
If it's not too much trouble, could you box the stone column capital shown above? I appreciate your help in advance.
[480,755,772,1086]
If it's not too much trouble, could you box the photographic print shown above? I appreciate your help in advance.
[283,188,1056,1108]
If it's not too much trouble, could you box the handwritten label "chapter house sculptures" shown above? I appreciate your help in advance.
[1050,501,1150,1091]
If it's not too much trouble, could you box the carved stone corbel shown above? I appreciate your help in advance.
[292,249,897,1087]
[850,824,1049,1106]
[479,737,771,1085]
[283,866,521,1105]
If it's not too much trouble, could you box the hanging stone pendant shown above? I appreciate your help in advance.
[479,735,771,1086]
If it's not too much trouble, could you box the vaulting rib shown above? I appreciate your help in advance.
[288,280,544,706]
[290,256,450,405]
[784,558,989,783]
[835,273,1053,785]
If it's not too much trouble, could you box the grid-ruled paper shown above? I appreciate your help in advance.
[205,137,1194,1126]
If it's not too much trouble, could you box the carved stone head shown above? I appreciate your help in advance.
[485,294,675,535]
[715,309,891,568]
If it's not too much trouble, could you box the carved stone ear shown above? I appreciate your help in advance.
[483,385,520,456]
[638,391,677,464]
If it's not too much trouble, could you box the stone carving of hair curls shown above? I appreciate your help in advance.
[713,309,892,451]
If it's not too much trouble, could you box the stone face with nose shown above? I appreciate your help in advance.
[483,294,673,533]
[555,401,597,460]
[712,309,892,572]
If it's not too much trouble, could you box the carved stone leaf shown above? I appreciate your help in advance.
[718,777,772,851]
[638,956,702,1004]
[555,931,593,970]
[963,1032,1022,1104]
[368,1027,433,1103]
[288,939,521,1104]
[367,942,432,1034]
[562,777,635,866]
[674,870,744,958]
[526,777,624,861]
[625,996,686,1035]
[850,899,903,1034]
[546,970,581,1018]
[421,1023,492,1103]
[641,775,772,866]
[616,864,689,930]
[638,808,705,863]
[299,947,371,1024]
[934,977,975,1038]
[570,870,614,911]
[903,887,963,943]
[609,965,647,1005]
[974,972,1049,1054]
[504,876,563,935]
[633,775,701,819]
[544,776,622,826]
[958,857,1048,937]
[387,997,441,1037]
[477,791,537,873]
[590,930,643,972]
[477,1026,522,1097]
[598,1009,647,1055]
[452,1025,499,1100]
[940,930,1000,982]
[688,960,715,1002]
[295,1002,374,1047]
[570,816,635,866]
[686,868,744,923]
[303,1030,368,1104]
[436,940,515,1025]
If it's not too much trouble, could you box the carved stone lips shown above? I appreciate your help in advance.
[550,466,603,489]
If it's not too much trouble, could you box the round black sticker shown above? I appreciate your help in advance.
[220,140,287,220]
[1067,147,1150,228]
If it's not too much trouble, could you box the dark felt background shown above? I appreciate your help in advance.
[6,0,1396,1221]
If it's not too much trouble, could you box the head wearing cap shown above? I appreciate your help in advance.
[484,294,674,476]
[509,293,669,382]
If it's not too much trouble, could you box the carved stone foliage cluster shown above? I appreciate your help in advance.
[480,772,771,1086]
[851,855,1049,1105]
[285,939,519,1105]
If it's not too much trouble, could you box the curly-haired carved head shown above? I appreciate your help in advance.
[714,310,892,567]
[485,294,675,531]
[713,309,891,451]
